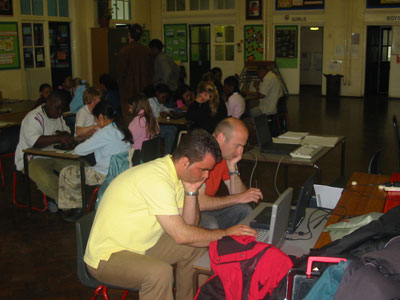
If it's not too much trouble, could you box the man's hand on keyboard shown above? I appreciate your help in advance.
[237,188,263,204]
[225,224,257,237]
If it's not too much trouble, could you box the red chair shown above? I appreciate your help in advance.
[87,187,99,212]
[13,170,48,212]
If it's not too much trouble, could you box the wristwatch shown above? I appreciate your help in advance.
[229,170,240,176]
[185,191,199,196]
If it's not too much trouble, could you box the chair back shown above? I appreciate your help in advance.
[132,137,162,166]
[368,150,383,175]
[75,211,100,288]
[393,115,400,168]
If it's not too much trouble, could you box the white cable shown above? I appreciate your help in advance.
[249,151,258,188]
[274,157,284,196]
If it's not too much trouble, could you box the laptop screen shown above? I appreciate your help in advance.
[252,113,273,148]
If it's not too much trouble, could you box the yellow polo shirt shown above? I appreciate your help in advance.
[84,155,184,269]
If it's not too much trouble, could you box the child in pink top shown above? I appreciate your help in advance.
[128,93,160,150]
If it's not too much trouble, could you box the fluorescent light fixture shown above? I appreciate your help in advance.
[310,27,319,31]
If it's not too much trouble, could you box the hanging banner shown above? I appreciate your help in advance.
[0,22,20,70]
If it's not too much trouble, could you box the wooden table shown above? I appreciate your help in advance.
[314,171,389,248]
[0,99,35,124]
[243,136,345,186]
[23,147,87,211]
[158,116,188,126]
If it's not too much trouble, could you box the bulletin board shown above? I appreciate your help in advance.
[139,30,150,46]
[244,25,264,62]
[275,25,298,68]
[164,24,187,62]
[367,0,400,8]
[276,0,324,10]
[0,22,20,70]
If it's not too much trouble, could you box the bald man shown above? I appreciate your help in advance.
[198,117,263,229]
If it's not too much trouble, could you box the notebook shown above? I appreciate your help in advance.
[252,113,300,155]
[249,187,293,247]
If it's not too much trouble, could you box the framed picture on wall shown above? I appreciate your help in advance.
[246,0,262,20]
[0,0,13,15]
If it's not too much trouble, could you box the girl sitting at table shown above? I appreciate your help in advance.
[75,87,101,140]
[128,93,159,151]
[186,80,227,133]
[57,101,132,220]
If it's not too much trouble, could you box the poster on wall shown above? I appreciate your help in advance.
[0,22,20,70]
[276,0,324,10]
[139,30,150,46]
[275,26,297,58]
[164,24,187,62]
[367,0,400,8]
[244,25,264,61]
[0,0,13,15]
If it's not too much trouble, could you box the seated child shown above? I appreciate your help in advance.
[176,84,194,111]
[58,101,132,221]
[147,84,177,154]
[223,75,245,119]
[69,78,88,113]
[75,87,101,140]
[128,93,159,150]
[34,83,52,108]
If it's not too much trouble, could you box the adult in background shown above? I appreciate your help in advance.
[84,129,257,300]
[14,90,77,212]
[149,38,180,94]
[246,64,283,116]
[117,23,154,125]
[199,117,263,229]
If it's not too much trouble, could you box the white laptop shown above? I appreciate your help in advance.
[249,188,293,248]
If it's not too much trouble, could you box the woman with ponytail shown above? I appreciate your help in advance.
[58,101,132,221]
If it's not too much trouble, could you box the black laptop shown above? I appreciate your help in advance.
[252,113,300,155]
[249,174,315,234]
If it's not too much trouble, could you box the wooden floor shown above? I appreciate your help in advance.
[0,86,398,299]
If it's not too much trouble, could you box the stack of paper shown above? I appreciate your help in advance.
[273,131,309,144]
[302,135,339,147]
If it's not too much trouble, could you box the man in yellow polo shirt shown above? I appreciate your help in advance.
[84,129,257,300]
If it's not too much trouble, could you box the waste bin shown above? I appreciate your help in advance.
[324,74,343,98]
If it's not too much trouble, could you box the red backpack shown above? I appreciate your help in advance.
[194,235,293,300]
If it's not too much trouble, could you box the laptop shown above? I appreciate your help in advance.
[249,188,293,247]
[250,174,315,236]
[286,173,315,234]
[252,113,300,155]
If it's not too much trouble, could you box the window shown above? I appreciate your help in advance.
[190,0,209,10]
[20,0,44,16]
[48,0,69,17]
[214,0,234,9]
[166,0,185,11]
[111,0,131,20]
[22,23,45,68]
[214,25,234,61]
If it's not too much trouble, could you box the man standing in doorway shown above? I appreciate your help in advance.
[117,23,154,125]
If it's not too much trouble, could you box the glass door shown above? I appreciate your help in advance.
[189,24,210,90]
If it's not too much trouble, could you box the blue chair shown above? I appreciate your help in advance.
[75,211,138,299]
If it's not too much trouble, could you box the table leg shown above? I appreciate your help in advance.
[340,139,346,177]
[23,152,31,213]
[80,159,86,210]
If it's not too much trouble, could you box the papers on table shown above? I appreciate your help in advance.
[273,132,339,147]
[278,131,309,140]
[313,184,343,209]
[302,135,339,147]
